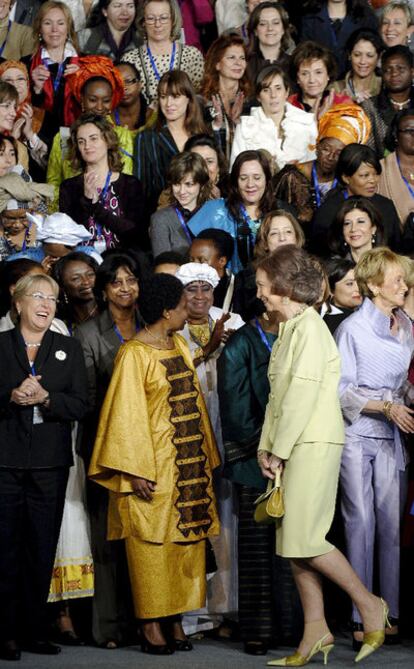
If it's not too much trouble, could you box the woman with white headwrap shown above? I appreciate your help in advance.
[176,262,243,634]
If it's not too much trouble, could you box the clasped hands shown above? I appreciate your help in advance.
[31,62,79,95]
[258,450,284,480]
[11,374,48,406]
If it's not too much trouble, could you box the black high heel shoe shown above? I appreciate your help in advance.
[141,635,174,655]
[351,622,363,652]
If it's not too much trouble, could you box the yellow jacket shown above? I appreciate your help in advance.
[259,307,344,460]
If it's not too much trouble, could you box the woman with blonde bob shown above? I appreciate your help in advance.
[256,245,392,666]
[0,272,88,660]
[335,247,414,649]
[149,152,212,257]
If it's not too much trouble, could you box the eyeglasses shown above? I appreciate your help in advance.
[123,77,139,87]
[145,14,171,24]
[398,128,414,136]
[25,292,58,304]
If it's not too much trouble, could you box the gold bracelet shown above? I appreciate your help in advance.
[383,401,393,421]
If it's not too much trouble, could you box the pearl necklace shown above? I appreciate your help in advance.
[24,341,41,348]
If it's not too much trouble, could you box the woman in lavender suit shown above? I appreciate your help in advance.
[335,247,414,648]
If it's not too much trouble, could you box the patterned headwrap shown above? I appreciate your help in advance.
[66,56,125,110]
[318,104,371,145]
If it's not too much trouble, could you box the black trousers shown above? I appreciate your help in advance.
[0,467,68,642]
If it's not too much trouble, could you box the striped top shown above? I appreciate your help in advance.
[335,297,414,439]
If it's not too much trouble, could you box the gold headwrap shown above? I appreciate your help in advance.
[318,103,371,145]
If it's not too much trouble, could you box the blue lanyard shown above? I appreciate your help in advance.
[21,222,32,252]
[96,171,112,238]
[146,42,176,81]
[30,361,36,375]
[113,321,139,343]
[120,147,134,160]
[312,162,337,208]
[42,58,66,93]
[175,207,193,245]
[397,155,414,199]
[0,20,11,58]
[254,318,272,353]
[114,108,121,126]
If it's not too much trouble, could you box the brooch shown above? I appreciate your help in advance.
[55,350,67,361]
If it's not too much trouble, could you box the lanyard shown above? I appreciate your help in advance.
[147,41,176,81]
[113,321,140,344]
[254,317,272,353]
[312,162,337,208]
[175,207,193,244]
[397,155,414,199]
[0,20,11,58]
[21,222,32,252]
[42,58,66,93]
[95,171,112,239]
[114,108,121,126]
[30,361,36,375]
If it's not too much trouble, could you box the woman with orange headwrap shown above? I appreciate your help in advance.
[272,103,371,229]
[46,55,135,209]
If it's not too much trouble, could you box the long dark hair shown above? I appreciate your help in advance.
[227,150,273,267]
[226,150,273,222]
[156,71,207,135]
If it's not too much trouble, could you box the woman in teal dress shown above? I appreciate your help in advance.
[188,150,273,273]
[217,297,302,655]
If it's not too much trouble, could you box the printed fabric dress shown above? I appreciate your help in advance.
[89,334,220,618]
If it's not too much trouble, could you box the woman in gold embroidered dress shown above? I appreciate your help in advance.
[89,272,220,655]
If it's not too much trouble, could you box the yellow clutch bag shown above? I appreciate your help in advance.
[254,469,284,524]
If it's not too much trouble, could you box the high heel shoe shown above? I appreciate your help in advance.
[354,598,391,663]
[351,622,363,652]
[141,636,174,655]
[267,634,334,666]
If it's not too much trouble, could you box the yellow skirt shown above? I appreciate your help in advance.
[125,537,206,619]
[276,442,343,558]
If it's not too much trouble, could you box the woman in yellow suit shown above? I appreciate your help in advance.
[255,246,389,667]
[89,273,220,655]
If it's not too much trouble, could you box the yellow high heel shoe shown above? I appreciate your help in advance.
[354,598,391,663]
[267,634,334,667]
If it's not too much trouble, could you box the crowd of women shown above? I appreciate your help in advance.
[1,0,414,665]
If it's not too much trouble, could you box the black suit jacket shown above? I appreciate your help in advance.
[0,328,89,469]
[13,0,41,26]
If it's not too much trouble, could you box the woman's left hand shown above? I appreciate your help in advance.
[258,450,284,479]
[64,63,80,77]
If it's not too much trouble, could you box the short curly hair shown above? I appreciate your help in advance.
[290,40,338,84]
[355,247,407,298]
[255,245,323,305]
[139,273,184,324]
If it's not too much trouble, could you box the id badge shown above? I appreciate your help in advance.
[94,236,106,254]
